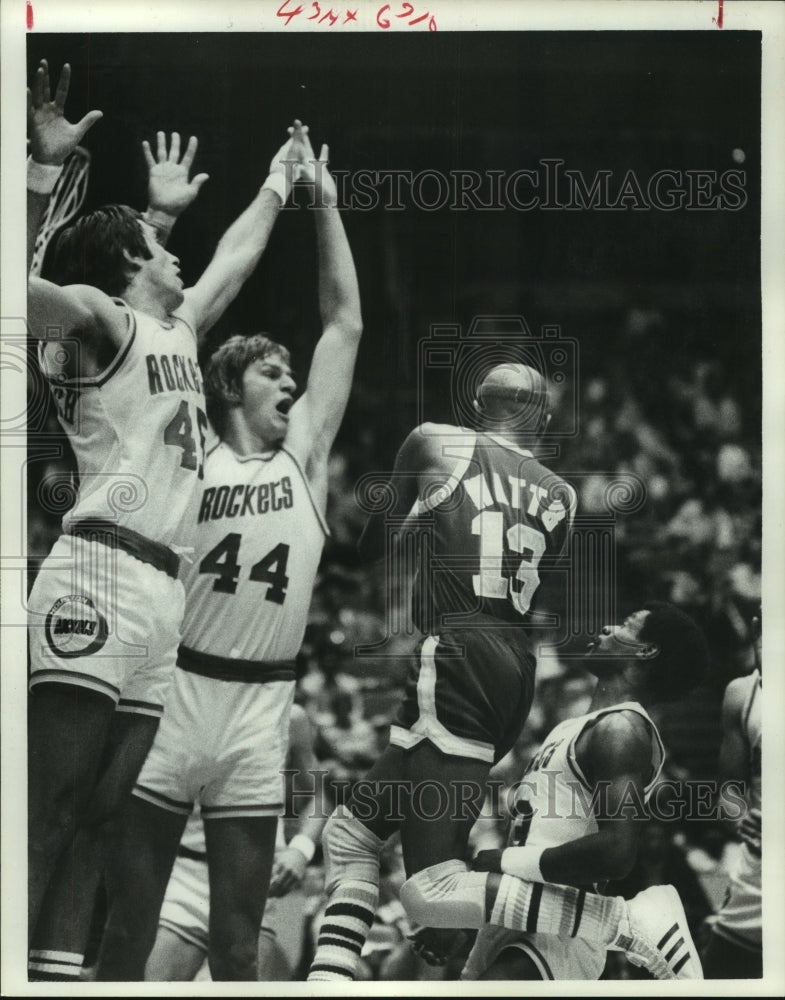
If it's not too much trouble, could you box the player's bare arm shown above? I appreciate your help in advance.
[181,123,307,342]
[27,59,102,273]
[474,711,653,887]
[268,706,326,898]
[357,423,465,561]
[26,60,126,366]
[143,131,209,246]
[284,133,363,499]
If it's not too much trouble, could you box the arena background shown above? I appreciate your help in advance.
[24,28,762,978]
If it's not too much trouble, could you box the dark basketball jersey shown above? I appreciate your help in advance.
[411,429,575,633]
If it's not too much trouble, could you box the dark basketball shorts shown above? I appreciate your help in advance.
[389,623,536,764]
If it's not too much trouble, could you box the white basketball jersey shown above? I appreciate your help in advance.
[509,702,665,856]
[39,301,205,549]
[180,442,328,661]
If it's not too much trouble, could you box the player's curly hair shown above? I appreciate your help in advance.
[639,600,710,701]
[48,205,153,296]
[204,333,291,437]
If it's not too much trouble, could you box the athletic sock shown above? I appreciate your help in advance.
[28,949,84,981]
[307,880,379,981]
[490,875,625,944]
[401,861,626,948]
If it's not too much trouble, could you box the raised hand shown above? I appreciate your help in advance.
[265,119,309,189]
[27,59,103,165]
[289,122,338,207]
[144,132,209,218]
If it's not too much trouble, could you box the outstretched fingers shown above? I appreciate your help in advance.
[73,109,104,143]
[181,134,198,169]
[168,131,181,162]
[40,60,51,104]
[53,62,71,110]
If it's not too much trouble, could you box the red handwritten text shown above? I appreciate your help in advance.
[377,2,437,30]
[276,0,436,29]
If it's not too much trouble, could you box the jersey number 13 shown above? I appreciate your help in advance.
[472,511,546,615]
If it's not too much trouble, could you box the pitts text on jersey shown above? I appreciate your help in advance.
[412,432,575,632]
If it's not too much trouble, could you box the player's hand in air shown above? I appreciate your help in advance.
[290,122,338,207]
[28,59,103,165]
[471,848,503,873]
[266,119,308,185]
[408,925,465,967]
[144,132,209,217]
[267,845,308,897]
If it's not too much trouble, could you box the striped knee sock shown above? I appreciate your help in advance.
[307,880,379,981]
[28,949,84,981]
[490,876,624,944]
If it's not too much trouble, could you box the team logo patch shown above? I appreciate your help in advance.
[44,595,108,658]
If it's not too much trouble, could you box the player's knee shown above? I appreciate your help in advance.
[400,860,486,929]
[209,929,257,980]
[322,805,383,894]
[102,912,159,968]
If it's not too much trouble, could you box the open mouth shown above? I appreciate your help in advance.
[276,397,294,416]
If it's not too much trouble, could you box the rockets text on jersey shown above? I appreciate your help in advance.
[179,442,328,663]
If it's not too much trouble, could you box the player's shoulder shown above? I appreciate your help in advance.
[400,423,472,467]
[584,707,653,757]
[522,454,577,516]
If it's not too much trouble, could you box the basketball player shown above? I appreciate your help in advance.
[26,57,308,976]
[308,361,577,980]
[96,133,363,980]
[460,602,708,981]
[701,615,761,978]
[308,369,705,981]
[144,704,326,982]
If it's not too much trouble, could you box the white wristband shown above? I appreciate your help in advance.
[27,156,63,195]
[288,834,316,863]
[261,172,291,206]
[501,846,545,882]
[144,209,177,233]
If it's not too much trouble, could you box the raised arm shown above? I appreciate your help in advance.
[27,59,102,273]
[27,60,126,355]
[181,124,305,343]
[142,131,209,246]
[284,137,363,481]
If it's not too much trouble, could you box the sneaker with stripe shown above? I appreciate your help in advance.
[618,884,703,979]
